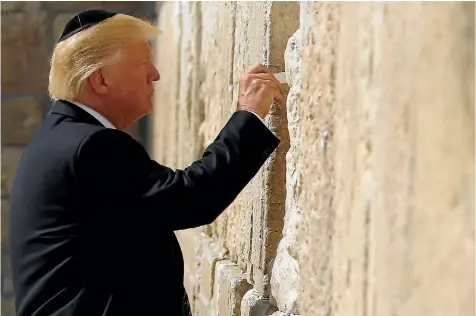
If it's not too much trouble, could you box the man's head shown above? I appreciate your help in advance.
[49,10,161,130]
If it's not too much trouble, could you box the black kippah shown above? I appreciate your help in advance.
[57,9,117,43]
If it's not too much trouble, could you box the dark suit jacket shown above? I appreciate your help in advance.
[8,100,279,316]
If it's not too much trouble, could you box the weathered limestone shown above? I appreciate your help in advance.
[211,260,251,316]
[198,1,237,237]
[248,1,298,294]
[152,2,474,316]
[226,2,269,277]
[175,228,202,309]
[229,4,299,308]
[240,289,278,316]
[297,2,475,316]
[270,30,302,314]
[296,3,340,315]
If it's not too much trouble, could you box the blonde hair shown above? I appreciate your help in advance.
[48,14,160,101]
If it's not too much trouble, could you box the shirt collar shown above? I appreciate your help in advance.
[70,101,116,129]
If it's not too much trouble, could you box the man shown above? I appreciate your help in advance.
[8,9,284,316]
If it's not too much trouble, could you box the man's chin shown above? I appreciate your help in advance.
[139,102,154,117]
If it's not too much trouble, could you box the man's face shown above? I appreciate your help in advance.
[103,41,160,119]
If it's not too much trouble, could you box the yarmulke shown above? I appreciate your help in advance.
[57,9,117,43]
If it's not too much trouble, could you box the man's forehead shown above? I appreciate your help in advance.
[122,41,152,56]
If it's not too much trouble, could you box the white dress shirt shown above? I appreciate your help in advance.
[71,101,116,129]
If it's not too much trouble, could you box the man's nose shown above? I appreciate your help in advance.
[150,66,160,82]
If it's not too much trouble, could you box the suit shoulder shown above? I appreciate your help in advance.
[78,128,144,155]
[74,128,151,193]
[76,128,148,170]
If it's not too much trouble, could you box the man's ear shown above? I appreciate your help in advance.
[88,69,109,95]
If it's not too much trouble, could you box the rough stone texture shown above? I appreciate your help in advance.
[1,3,48,93]
[297,2,475,316]
[227,4,299,301]
[295,3,340,315]
[212,260,252,316]
[240,289,278,316]
[227,2,268,277]
[151,2,474,316]
[175,228,201,307]
[192,236,228,316]
[270,30,302,314]
[152,2,300,314]
[249,2,298,293]
[198,236,228,302]
[197,1,237,238]
[1,98,44,145]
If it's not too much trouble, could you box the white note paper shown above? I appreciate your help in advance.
[274,72,287,84]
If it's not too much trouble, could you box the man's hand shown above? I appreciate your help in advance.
[237,64,285,119]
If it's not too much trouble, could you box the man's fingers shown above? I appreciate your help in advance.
[251,73,285,95]
[263,81,284,105]
[252,78,284,104]
[247,63,272,75]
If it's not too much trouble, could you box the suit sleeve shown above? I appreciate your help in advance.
[75,110,280,230]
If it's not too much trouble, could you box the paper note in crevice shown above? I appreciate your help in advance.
[274,72,287,84]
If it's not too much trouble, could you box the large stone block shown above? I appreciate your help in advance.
[176,228,202,308]
[177,230,200,280]
[1,147,24,198]
[227,0,270,278]
[1,8,48,93]
[240,289,278,316]
[212,260,251,316]
[296,2,340,315]
[194,294,209,316]
[194,235,227,306]
[1,98,44,145]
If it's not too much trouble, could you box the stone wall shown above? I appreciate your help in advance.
[0,2,156,315]
[152,2,474,316]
